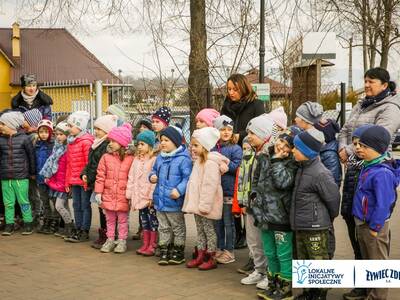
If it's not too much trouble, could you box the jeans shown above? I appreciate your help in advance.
[216,203,235,251]
[71,185,92,231]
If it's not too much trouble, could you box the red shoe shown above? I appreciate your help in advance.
[136,230,150,255]
[198,251,217,271]
[187,248,206,268]
[142,231,158,256]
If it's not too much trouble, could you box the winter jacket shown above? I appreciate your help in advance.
[183,152,229,220]
[150,145,192,212]
[126,155,156,210]
[81,141,109,189]
[236,149,256,208]
[0,132,36,180]
[341,154,363,218]
[252,146,298,231]
[212,142,243,197]
[319,140,342,186]
[47,153,67,192]
[35,139,54,184]
[39,142,67,192]
[338,93,400,155]
[290,157,340,231]
[66,133,94,187]
[220,98,265,145]
[352,159,400,232]
[95,152,134,212]
[11,90,53,120]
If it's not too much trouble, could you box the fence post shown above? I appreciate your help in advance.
[95,80,102,119]
[340,82,346,127]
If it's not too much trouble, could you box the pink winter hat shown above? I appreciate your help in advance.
[268,107,287,130]
[196,108,220,127]
[94,115,118,133]
[108,123,132,147]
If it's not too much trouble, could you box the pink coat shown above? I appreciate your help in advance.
[47,152,67,192]
[94,152,134,212]
[183,152,229,220]
[126,155,156,210]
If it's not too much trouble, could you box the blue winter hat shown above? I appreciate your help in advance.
[352,124,374,139]
[278,125,302,147]
[359,125,391,155]
[293,129,324,159]
[136,129,156,148]
[160,126,182,148]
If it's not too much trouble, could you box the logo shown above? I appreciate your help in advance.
[366,269,400,282]
[293,261,312,284]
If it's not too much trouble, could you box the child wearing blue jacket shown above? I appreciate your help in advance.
[352,125,400,300]
[212,115,243,264]
[150,126,192,266]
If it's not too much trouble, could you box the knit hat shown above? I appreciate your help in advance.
[106,104,127,121]
[37,119,53,141]
[278,125,302,148]
[268,107,288,130]
[152,106,171,126]
[136,129,156,148]
[293,129,324,159]
[352,124,374,139]
[94,115,118,133]
[23,108,42,128]
[359,125,391,155]
[108,123,133,148]
[67,111,90,131]
[0,111,25,130]
[314,119,340,143]
[160,126,183,148]
[196,108,220,127]
[55,121,69,135]
[213,115,234,130]
[20,74,37,87]
[296,101,324,124]
[192,127,221,152]
[138,117,153,131]
[246,114,274,141]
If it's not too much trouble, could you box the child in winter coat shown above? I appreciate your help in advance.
[126,130,157,255]
[81,115,118,249]
[151,106,171,149]
[95,123,134,254]
[183,127,229,270]
[0,111,35,236]
[212,115,243,264]
[40,121,73,238]
[195,108,220,129]
[64,111,94,243]
[149,126,192,266]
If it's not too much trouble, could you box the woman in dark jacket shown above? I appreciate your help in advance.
[11,74,53,120]
[220,73,265,146]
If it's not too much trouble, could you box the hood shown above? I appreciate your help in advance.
[367,159,400,183]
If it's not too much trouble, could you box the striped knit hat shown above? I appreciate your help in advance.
[293,128,325,159]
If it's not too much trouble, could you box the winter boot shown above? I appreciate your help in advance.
[2,223,14,236]
[187,248,206,268]
[273,277,292,300]
[256,273,278,300]
[37,218,51,234]
[91,228,107,249]
[168,245,185,265]
[142,231,158,256]
[62,222,74,239]
[237,257,255,275]
[114,239,127,254]
[21,222,34,235]
[198,251,218,271]
[158,245,169,266]
[54,226,65,238]
[136,230,150,255]
[48,219,59,234]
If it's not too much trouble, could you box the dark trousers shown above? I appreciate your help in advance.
[343,215,363,259]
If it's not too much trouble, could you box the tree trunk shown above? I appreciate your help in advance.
[361,0,368,73]
[188,0,210,131]
[380,0,393,69]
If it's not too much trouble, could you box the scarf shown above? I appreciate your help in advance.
[160,145,183,158]
[361,88,394,109]
[363,152,388,168]
[67,130,86,144]
[223,98,248,118]
[21,90,39,107]
[92,135,108,150]
[39,141,67,178]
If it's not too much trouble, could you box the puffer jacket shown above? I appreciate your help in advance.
[95,152,134,212]
[81,141,109,189]
[183,152,229,220]
[341,154,363,218]
[290,157,340,231]
[236,149,256,208]
[47,152,67,192]
[252,146,298,231]
[0,132,36,179]
[11,90,53,120]
[126,155,156,210]
[338,93,400,155]
[212,142,243,197]
[66,133,94,187]
[150,145,192,212]
[35,139,54,184]
[319,140,342,186]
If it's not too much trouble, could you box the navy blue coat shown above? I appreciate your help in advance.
[35,139,54,184]
[341,155,363,218]
[319,140,342,186]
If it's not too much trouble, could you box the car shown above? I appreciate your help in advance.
[392,129,400,149]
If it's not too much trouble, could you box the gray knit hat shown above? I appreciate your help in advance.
[306,128,325,144]
[0,111,25,130]
[246,114,274,141]
[296,101,324,124]
[213,115,234,130]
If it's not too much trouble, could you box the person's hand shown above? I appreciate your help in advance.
[65,186,70,193]
[170,188,180,199]
[369,229,378,237]
[339,148,348,163]
[232,133,240,144]
[274,141,290,159]
[95,193,102,206]
[150,175,158,184]
[82,175,88,183]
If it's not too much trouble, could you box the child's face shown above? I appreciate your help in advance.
[292,146,308,161]
[242,142,252,152]
[109,139,122,152]
[55,130,67,143]
[247,130,263,148]
[196,118,208,129]
[68,124,81,136]
[137,141,151,155]
[139,124,150,133]
[274,138,291,157]
[353,141,380,161]
[94,127,107,139]
[190,138,205,159]
[152,118,165,133]
[219,127,233,142]
[294,117,309,130]
[160,135,177,153]
[38,127,50,141]
[352,138,365,159]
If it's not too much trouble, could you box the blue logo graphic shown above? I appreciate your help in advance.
[293,261,312,284]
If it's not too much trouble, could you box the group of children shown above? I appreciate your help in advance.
[0,99,398,300]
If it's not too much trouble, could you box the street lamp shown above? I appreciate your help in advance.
[259,0,265,83]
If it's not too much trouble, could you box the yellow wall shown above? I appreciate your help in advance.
[0,54,12,111]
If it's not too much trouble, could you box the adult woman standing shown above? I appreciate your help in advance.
[220,74,265,146]
[11,74,53,120]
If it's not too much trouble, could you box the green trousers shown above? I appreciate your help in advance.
[261,229,293,280]
[2,179,32,224]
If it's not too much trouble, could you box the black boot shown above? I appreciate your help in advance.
[2,223,14,236]
[37,218,51,234]
[158,245,169,266]
[21,222,33,235]
[168,244,185,265]
[237,257,254,275]
[48,219,59,234]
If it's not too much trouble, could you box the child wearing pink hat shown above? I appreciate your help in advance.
[195,108,220,129]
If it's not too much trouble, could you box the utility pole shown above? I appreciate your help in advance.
[259,0,265,83]
[348,36,353,92]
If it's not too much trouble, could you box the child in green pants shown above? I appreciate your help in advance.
[0,111,36,236]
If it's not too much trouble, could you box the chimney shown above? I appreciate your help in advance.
[12,22,20,58]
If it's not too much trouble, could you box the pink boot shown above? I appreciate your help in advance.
[136,230,150,255]
[142,231,158,256]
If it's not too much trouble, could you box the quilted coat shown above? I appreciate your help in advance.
[35,139,54,184]
[47,152,67,192]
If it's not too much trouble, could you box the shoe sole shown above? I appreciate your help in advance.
[217,259,235,264]
[2,232,13,236]
[158,260,169,266]
[21,232,33,235]
[168,259,185,265]
[257,292,271,300]
[198,265,217,271]
[100,249,114,253]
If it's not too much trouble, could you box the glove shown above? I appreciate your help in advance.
[95,193,102,206]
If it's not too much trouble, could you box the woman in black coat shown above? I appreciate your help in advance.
[220,73,265,146]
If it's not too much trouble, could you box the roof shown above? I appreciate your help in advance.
[295,58,334,68]
[0,27,120,85]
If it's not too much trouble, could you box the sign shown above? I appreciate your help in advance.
[252,83,270,101]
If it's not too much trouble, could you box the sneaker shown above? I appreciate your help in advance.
[168,245,185,265]
[237,257,255,275]
[54,227,66,238]
[101,239,116,253]
[256,275,269,290]
[257,273,277,300]
[2,224,14,236]
[114,239,127,254]
[158,245,169,266]
[21,222,33,235]
[241,270,265,285]
[216,250,235,264]
[215,249,224,258]
[343,288,367,300]
[66,230,89,243]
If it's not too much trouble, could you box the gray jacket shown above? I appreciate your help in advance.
[338,93,400,155]
[290,157,340,231]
